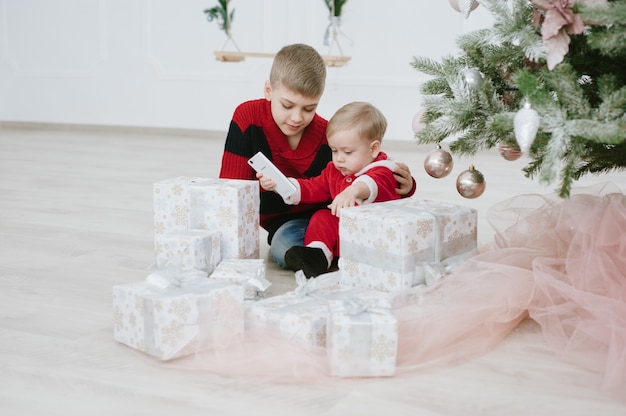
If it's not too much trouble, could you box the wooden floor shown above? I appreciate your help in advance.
[1,123,625,415]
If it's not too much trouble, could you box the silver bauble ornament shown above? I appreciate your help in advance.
[456,164,486,199]
[497,142,523,161]
[513,101,540,153]
[424,145,454,178]
[461,68,484,90]
[448,0,480,18]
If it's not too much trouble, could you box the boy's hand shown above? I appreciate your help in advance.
[328,187,360,217]
[256,172,276,192]
[394,162,414,196]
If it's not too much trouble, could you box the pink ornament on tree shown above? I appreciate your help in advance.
[412,108,426,134]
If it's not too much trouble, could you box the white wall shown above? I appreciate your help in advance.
[0,0,493,141]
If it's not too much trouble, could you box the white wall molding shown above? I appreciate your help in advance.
[0,0,494,139]
[1,0,107,78]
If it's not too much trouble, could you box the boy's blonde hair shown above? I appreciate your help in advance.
[269,44,326,98]
[327,102,388,143]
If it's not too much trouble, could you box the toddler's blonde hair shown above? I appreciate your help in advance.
[327,102,388,143]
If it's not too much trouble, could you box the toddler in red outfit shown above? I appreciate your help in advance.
[259,102,401,278]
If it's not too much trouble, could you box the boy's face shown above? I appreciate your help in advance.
[264,81,320,140]
[328,128,380,176]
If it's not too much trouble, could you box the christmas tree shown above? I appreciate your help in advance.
[412,0,626,197]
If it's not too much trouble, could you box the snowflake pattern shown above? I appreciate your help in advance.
[168,299,192,321]
[448,230,463,242]
[342,259,359,276]
[244,202,257,225]
[372,238,389,253]
[154,221,165,234]
[113,307,123,331]
[416,219,434,238]
[337,345,353,361]
[134,294,145,317]
[161,320,185,348]
[385,272,398,288]
[217,206,235,227]
[170,205,189,226]
[370,333,397,363]
[315,330,326,347]
[214,291,243,321]
[171,183,184,196]
[342,216,358,233]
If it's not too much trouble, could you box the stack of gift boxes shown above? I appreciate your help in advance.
[113,176,478,376]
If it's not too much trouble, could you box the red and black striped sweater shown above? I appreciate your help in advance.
[219,98,331,242]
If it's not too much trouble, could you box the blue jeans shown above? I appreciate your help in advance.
[270,218,309,269]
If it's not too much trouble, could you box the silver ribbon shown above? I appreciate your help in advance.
[145,268,208,290]
[293,270,341,297]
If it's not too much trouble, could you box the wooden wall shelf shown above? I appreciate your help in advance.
[214,51,350,67]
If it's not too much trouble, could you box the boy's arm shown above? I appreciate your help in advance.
[219,119,256,180]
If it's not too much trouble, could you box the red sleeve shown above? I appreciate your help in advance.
[366,167,402,202]
[296,163,334,204]
[219,101,261,180]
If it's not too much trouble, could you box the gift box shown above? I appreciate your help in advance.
[245,272,391,351]
[188,179,259,259]
[339,198,478,292]
[210,258,270,300]
[327,298,398,377]
[112,271,244,361]
[155,230,221,274]
[153,176,204,234]
[153,177,260,260]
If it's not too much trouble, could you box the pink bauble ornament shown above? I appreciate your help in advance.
[412,108,426,134]
[424,145,454,178]
[497,142,523,161]
[456,165,486,199]
[449,0,480,18]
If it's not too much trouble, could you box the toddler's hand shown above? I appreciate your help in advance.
[328,188,358,217]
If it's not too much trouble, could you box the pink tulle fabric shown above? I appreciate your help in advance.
[151,183,625,394]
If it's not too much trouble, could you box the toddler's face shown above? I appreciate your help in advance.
[265,82,320,141]
[328,128,379,176]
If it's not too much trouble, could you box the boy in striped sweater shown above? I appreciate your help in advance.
[219,43,415,270]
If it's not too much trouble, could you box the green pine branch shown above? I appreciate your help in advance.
[411,0,626,198]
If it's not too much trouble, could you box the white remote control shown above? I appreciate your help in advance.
[248,152,297,198]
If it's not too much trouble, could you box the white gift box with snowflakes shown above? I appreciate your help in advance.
[245,272,391,351]
[326,298,398,377]
[153,176,204,234]
[209,258,270,300]
[112,271,244,361]
[153,177,260,260]
[155,230,221,274]
[188,179,259,259]
[338,198,478,292]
